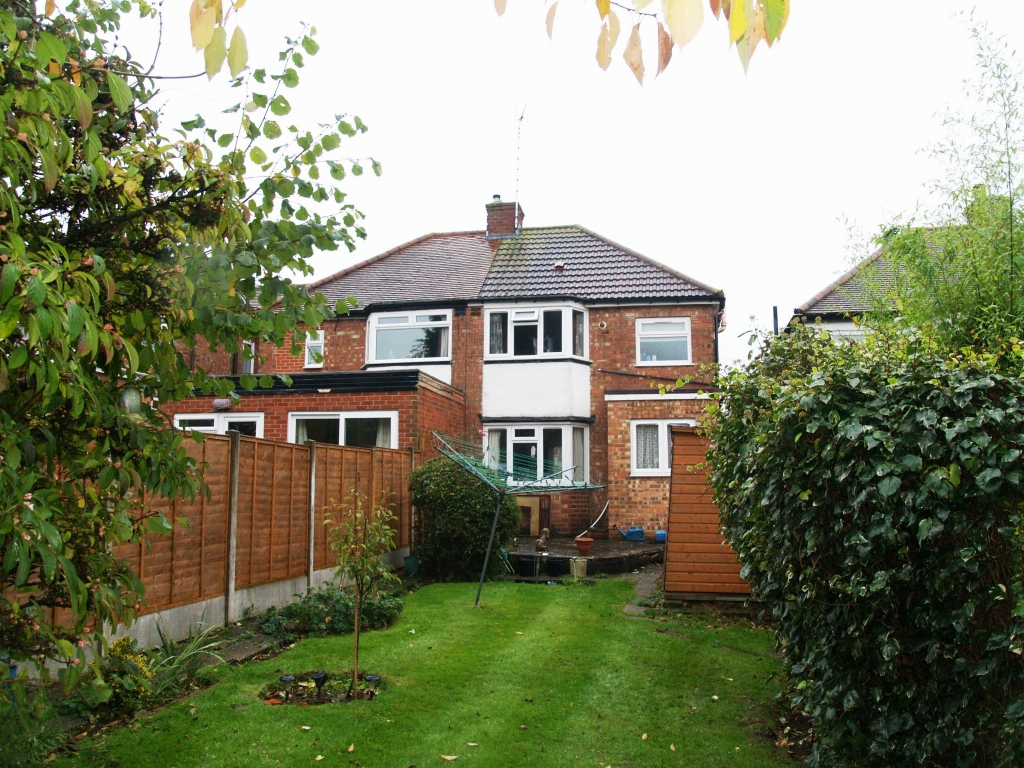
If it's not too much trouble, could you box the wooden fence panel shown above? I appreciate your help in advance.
[112,435,231,615]
[664,427,748,600]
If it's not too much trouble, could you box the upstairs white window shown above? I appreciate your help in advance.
[636,317,691,365]
[630,419,695,476]
[240,340,256,375]
[369,311,451,363]
[303,328,324,368]
[486,305,587,359]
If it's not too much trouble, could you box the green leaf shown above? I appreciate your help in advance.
[70,82,94,128]
[0,263,20,305]
[301,35,320,55]
[270,95,291,116]
[36,31,67,65]
[281,68,299,88]
[105,72,133,113]
[263,120,282,139]
[239,373,257,390]
[55,639,76,658]
[66,300,85,339]
[249,146,267,164]
[8,345,28,370]
[949,464,961,487]
[26,275,47,306]
[917,517,943,544]
[877,475,901,498]
[146,514,174,535]
[762,0,788,44]
[217,133,233,147]
[372,159,383,177]
[0,298,25,339]
[39,149,60,193]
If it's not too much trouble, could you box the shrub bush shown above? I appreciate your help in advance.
[707,326,1024,767]
[259,583,402,645]
[409,456,521,580]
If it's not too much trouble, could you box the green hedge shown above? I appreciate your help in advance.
[707,328,1024,767]
[409,456,520,580]
[259,583,403,645]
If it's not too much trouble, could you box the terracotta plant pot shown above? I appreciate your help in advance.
[574,536,594,556]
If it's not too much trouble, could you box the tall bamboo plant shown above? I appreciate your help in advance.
[327,493,398,696]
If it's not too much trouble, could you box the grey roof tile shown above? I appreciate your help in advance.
[794,249,898,317]
[306,225,723,308]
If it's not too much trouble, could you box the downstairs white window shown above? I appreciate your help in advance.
[630,419,695,476]
[288,411,398,449]
[483,424,588,485]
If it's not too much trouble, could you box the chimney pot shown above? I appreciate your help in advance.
[493,194,501,201]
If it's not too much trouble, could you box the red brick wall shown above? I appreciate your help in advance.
[585,303,719,533]
[254,316,367,375]
[451,306,484,441]
[186,337,236,375]
[604,396,711,535]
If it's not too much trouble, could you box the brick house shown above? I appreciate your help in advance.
[791,248,895,336]
[174,197,726,538]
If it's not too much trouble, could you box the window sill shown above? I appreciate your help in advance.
[635,361,693,367]
[303,364,324,370]
[630,470,671,478]
[364,359,452,366]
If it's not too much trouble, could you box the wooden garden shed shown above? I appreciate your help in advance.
[663,426,748,602]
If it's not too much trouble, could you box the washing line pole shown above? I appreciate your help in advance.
[475,488,507,608]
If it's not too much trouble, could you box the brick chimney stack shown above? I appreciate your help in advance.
[485,194,524,242]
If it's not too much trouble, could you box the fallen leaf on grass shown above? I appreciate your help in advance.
[642,733,648,740]
[347,744,355,752]
[712,695,719,701]
[302,726,311,731]
[316,757,324,762]
[189,708,197,716]
[440,756,458,761]
[515,631,522,635]
[467,743,478,746]
[519,725,527,730]
[265,699,283,705]
[670,743,676,751]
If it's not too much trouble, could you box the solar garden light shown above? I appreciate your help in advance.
[364,674,381,694]
[279,674,296,702]
[312,670,328,700]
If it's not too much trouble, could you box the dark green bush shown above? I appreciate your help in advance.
[259,583,402,644]
[708,326,1024,767]
[409,456,521,580]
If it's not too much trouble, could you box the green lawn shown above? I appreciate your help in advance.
[56,579,788,768]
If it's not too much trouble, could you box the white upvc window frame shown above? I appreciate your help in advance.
[635,316,692,366]
[240,340,256,375]
[630,419,696,477]
[303,328,324,369]
[484,302,588,361]
[366,309,453,364]
[173,412,265,438]
[482,423,589,486]
[286,410,399,449]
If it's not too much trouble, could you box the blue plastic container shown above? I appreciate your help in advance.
[655,530,667,544]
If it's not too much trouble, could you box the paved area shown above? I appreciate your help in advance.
[624,563,663,614]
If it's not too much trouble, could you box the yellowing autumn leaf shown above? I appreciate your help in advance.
[234,0,247,7]
[596,0,610,19]
[623,24,644,85]
[45,0,56,17]
[595,20,612,70]
[191,2,218,51]
[709,0,721,19]
[671,743,677,751]
[657,22,673,76]
[608,10,621,49]
[748,2,765,59]
[495,0,507,16]
[664,0,703,49]
[204,25,226,78]
[227,25,248,76]
[440,756,458,762]
[347,744,355,752]
[546,2,557,39]
[728,0,747,43]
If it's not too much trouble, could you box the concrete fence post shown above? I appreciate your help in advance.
[224,430,241,626]
[306,440,317,590]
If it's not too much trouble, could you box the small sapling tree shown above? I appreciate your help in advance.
[327,492,399,697]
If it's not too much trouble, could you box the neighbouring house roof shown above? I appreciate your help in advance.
[792,249,897,321]
[304,226,724,309]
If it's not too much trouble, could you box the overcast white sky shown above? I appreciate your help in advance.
[132,1,1024,366]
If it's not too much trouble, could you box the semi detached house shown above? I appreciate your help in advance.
[175,198,726,538]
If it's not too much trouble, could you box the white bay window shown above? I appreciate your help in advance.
[483,423,588,485]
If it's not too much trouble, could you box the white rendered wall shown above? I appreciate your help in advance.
[482,362,591,419]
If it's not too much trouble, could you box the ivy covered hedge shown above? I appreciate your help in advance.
[707,327,1024,767]
[409,456,520,580]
